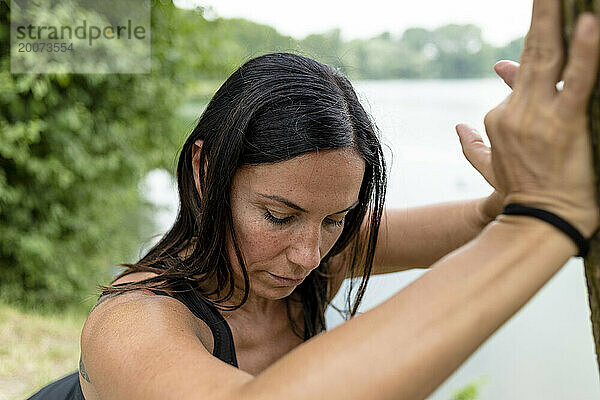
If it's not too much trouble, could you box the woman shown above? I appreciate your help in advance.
[29,1,600,398]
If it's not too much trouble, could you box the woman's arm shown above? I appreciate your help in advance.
[363,190,504,275]
[240,216,578,400]
[243,3,600,398]
[353,45,516,277]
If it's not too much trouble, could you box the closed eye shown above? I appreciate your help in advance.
[263,210,344,228]
[264,210,293,225]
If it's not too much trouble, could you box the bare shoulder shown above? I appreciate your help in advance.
[79,272,252,400]
[86,272,196,329]
[84,272,198,333]
[83,271,214,353]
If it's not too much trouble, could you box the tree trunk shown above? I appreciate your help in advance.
[561,0,600,373]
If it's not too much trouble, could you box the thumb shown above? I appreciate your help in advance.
[456,123,486,148]
[456,123,493,180]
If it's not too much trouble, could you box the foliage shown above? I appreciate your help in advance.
[336,25,524,80]
[450,377,488,400]
[167,7,525,82]
[0,0,190,311]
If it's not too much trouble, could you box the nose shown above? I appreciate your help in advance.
[286,223,322,273]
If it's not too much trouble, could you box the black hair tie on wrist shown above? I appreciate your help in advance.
[501,203,590,258]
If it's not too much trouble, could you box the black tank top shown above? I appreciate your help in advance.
[146,287,238,367]
[88,286,239,367]
[27,286,239,400]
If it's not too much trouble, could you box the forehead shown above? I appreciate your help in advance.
[232,148,365,208]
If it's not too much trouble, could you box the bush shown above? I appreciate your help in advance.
[0,0,190,312]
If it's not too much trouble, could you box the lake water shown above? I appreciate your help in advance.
[145,78,600,399]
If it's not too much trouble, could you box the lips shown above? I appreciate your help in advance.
[272,273,305,281]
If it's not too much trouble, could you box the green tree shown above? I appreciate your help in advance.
[427,24,487,78]
[401,27,432,53]
[496,37,525,63]
[299,28,346,72]
[0,0,191,312]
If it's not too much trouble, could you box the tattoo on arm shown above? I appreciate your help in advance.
[79,355,91,383]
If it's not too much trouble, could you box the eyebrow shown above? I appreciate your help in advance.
[257,193,360,215]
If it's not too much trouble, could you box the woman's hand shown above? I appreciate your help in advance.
[483,4,600,238]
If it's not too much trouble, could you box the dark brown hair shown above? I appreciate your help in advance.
[98,52,387,340]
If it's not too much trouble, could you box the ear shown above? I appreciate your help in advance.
[191,139,208,198]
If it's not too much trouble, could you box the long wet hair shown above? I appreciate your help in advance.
[98,52,387,340]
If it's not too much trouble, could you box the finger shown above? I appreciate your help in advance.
[516,0,563,96]
[456,123,485,146]
[455,124,494,185]
[557,13,600,119]
[494,60,519,89]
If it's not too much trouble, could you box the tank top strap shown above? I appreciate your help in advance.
[90,286,238,368]
[175,288,238,368]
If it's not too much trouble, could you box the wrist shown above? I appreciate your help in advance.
[500,203,592,257]
[502,192,600,239]
[476,190,505,228]
[495,213,580,257]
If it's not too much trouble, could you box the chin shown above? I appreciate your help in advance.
[259,283,295,299]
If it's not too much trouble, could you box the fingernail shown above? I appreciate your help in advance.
[578,13,598,37]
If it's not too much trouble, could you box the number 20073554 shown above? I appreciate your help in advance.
[17,42,74,52]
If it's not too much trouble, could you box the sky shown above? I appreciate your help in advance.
[174,0,534,46]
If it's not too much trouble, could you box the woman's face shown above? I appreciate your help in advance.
[226,147,365,299]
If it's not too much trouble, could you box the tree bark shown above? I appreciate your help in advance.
[561,0,600,373]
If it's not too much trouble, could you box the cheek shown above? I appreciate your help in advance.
[323,229,343,254]
[231,212,288,265]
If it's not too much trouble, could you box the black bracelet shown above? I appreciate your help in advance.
[501,203,590,258]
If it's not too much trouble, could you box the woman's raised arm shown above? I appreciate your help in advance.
[236,3,600,399]
[241,212,577,400]
[358,195,493,274]
[353,60,520,275]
